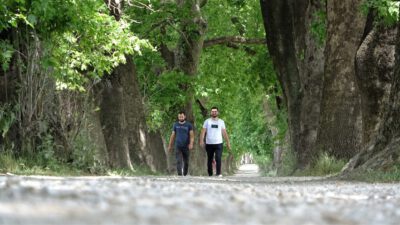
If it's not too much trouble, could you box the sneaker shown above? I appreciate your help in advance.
[217,174,223,177]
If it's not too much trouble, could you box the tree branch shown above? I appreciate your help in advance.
[204,36,266,48]
[200,0,208,8]
[196,99,208,119]
[159,43,175,69]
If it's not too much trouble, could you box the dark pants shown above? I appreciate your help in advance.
[175,146,190,176]
[205,144,223,176]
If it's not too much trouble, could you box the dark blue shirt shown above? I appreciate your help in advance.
[173,121,193,148]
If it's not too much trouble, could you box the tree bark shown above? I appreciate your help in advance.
[260,0,302,170]
[97,0,167,171]
[316,0,366,160]
[260,0,325,170]
[203,36,266,47]
[342,21,400,175]
[98,68,133,169]
[297,1,326,168]
[355,24,396,147]
[122,57,167,172]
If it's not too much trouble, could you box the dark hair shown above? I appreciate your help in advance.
[211,106,218,111]
[178,111,186,115]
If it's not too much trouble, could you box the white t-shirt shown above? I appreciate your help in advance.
[203,118,226,144]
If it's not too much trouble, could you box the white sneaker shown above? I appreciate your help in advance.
[217,174,223,177]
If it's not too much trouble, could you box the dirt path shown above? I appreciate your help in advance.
[1,165,399,225]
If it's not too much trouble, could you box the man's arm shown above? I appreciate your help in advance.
[167,131,176,153]
[189,130,194,150]
[199,128,206,148]
[222,129,231,151]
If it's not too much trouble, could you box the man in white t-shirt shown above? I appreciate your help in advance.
[200,106,231,176]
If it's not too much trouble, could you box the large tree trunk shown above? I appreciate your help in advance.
[356,24,396,147]
[297,1,326,168]
[85,101,109,166]
[98,68,133,169]
[97,0,167,171]
[316,0,366,159]
[342,21,400,174]
[98,57,168,171]
[122,58,167,172]
[260,0,325,170]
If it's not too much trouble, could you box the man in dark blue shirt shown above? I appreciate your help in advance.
[167,111,194,176]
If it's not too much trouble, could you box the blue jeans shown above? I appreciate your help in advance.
[175,146,190,176]
[205,144,223,176]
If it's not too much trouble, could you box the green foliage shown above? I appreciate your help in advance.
[132,0,281,164]
[254,155,273,175]
[1,0,287,176]
[135,50,193,130]
[36,134,56,166]
[70,129,106,174]
[362,0,400,25]
[198,0,280,162]
[2,0,152,90]
[0,153,90,176]
[0,130,106,175]
[311,152,347,175]
[196,44,275,160]
[205,0,265,38]
[0,103,16,138]
[43,1,152,90]
[0,40,14,72]
[0,0,34,31]
[125,1,180,49]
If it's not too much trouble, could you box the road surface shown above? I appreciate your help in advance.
[1,164,399,225]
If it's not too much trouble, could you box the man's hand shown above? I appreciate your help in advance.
[199,128,206,148]
[168,132,176,154]
[188,143,194,150]
[226,143,232,152]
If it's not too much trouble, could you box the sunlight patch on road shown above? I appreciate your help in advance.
[234,164,260,177]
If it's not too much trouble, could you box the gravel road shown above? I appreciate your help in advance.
[1,164,400,225]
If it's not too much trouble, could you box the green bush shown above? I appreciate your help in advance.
[0,151,19,173]
[295,152,347,176]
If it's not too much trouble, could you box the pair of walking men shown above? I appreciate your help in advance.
[167,107,231,176]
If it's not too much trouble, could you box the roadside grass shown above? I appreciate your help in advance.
[270,151,345,177]
[0,152,162,177]
[342,166,400,182]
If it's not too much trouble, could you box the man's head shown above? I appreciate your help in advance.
[178,111,186,122]
[210,106,219,118]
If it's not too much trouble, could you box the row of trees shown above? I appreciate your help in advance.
[1,0,277,175]
[260,0,400,176]
[1,0,399,177]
